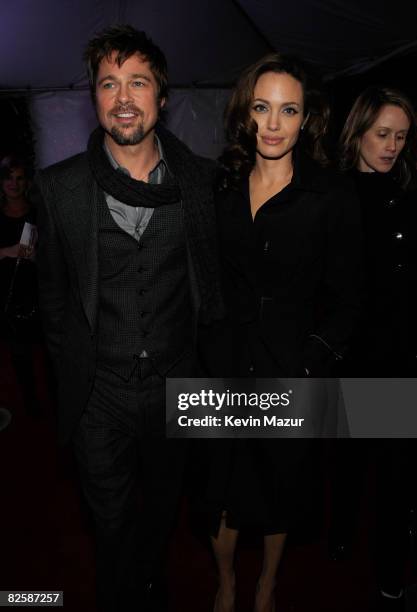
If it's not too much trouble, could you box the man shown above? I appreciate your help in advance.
[36,25,223,612]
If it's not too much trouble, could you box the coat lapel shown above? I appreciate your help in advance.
[54,158,99,332]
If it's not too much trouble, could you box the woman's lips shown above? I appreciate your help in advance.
[261,136,285,145]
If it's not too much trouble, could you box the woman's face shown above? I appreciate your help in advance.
[1,167,28,200]
[251,71,305,161]
[358,104,410,173]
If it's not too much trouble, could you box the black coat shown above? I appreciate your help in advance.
[195,154,361,535]
[345,171,417,375]
[202,153,362,377]
[35,127,223,443]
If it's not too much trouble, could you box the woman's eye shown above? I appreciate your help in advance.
[377,132,387,138]
[283,107,298,115]
[253,104,268,113]
[397,134,406,141]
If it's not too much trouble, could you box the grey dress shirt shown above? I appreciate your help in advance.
[104,136,169,240]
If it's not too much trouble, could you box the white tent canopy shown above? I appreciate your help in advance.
[1,0,416,165]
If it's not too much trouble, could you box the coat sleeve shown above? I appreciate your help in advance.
[33,173,69,369]
[302,177,362,375]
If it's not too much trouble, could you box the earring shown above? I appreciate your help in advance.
[301,113,310,131]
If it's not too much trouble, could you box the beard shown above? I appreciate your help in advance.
[109,124,145,146]
[105,105,147,146]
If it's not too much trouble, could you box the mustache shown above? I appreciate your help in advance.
[110,105,144,117]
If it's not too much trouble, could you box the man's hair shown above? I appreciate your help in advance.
[339,86,417,190]
[84,24,168,101]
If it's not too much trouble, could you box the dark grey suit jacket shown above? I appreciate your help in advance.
[35,145,223,444]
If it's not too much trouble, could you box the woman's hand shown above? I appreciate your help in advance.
[0,243,35,260]
[18,244,35,259]
[0,243,21,259]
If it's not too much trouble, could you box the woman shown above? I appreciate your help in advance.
[0,155,40,416]
[339,86,417,375]
[202,54,362,612]
[330,87,417,610]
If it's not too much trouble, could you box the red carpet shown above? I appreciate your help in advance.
[0,342,414,611]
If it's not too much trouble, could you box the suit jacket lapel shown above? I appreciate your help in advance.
[54,159,99,332]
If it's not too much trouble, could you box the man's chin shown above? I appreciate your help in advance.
[108,126,145,146]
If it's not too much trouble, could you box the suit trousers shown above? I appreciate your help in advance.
[73,358,186,612]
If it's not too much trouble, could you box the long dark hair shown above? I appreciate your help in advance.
[218,53,330,189]
[339,86,417,190]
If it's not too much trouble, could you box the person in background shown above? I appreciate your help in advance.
[330,86,417,612]
[0,155,41,418]
[200,53,361,612]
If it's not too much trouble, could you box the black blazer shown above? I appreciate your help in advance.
[35,134,223,443]
[207,154,362,377]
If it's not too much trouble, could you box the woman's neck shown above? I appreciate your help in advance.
[3,197,29,217]
[249,152,294,220]
[251,151,294,187]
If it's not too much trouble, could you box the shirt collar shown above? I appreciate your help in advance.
[287,146,327,193]
[232,147,327,207]
[103,134,170,178]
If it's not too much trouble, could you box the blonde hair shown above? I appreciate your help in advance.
[339,86,417,189]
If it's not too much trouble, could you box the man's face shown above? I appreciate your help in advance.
[95,51,164,147]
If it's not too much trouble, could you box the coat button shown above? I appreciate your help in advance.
[393,232,404,240]
[248,365,255,373]
[386,198,397,208]
[139,288,147,296]
[394,263,403,271]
